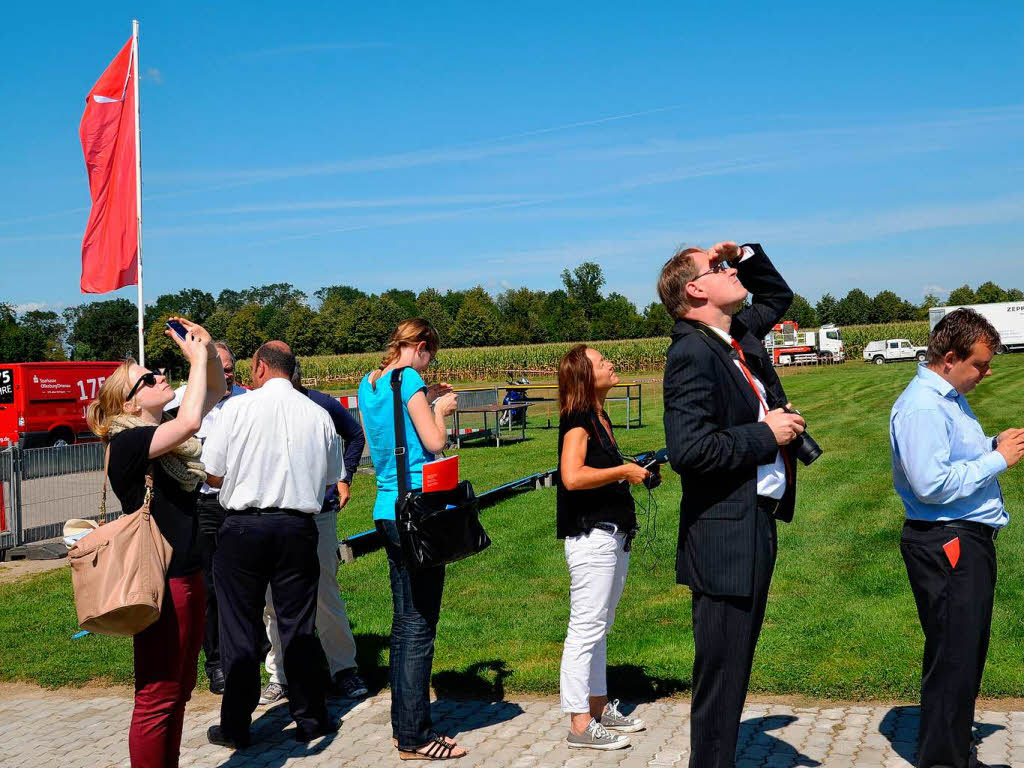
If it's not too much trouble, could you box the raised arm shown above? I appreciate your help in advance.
[731,244,794,340]
[150,320,221,458]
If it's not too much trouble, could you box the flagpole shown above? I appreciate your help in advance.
[132,19,145,365]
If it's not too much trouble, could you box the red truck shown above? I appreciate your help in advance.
[0,362,120,448]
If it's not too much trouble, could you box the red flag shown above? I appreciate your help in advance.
[79,38,138,293]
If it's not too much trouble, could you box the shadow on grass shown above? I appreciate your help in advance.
[879,706,1009,768]
[607,663,690,701]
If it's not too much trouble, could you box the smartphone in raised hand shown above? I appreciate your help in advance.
[166,319,188,341]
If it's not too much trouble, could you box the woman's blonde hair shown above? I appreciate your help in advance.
[85,359,136,443]
[379,318,440,369]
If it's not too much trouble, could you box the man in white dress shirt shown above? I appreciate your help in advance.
[165,340,247,694]
[203,341,343,749]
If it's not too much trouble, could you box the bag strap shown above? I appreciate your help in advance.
[100,444,154,524]
[390,367,411,504]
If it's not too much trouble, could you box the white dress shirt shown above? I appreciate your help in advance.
[709,314,787,501]
[165,383,249,495]
[202,378,343,513]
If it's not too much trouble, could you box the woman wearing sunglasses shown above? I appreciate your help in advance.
[86,317,225,768]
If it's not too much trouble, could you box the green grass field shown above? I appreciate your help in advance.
[4,356,1024,700]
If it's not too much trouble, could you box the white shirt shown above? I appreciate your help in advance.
[709,324,787,500]
[202,378,343,513]
[165,383,249,495]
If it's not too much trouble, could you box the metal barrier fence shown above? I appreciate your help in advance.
[0,443,124,552]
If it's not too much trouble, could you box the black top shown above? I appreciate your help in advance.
[107,426,201,578]
[556,408,636,539]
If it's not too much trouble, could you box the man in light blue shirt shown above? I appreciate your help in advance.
[890,308,1024,768]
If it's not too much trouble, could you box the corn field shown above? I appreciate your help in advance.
[823,321,929,359]
[235,338,673,386]
[233,321,932,385]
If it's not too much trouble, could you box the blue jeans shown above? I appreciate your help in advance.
[375,519,446,750]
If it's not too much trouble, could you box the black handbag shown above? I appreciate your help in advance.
[390,368,491,571]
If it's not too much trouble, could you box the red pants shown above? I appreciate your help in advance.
[129,571,206,768]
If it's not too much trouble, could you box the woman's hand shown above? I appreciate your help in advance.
[165,316,211,365]
[426,381,454,403]
[621,462,651,485]
[432,392,458,417]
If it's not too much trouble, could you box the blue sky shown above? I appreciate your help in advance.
[2,1,1022,315]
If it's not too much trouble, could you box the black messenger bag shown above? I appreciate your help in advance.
[390,368,490,571]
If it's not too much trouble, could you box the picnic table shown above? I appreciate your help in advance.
[451,402,532,447]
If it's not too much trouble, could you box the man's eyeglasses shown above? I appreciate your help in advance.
[692,260,733,281]
[126,371,158,401]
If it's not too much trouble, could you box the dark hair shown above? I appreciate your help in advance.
[927,308,1001,365]
[558,345,597,416]
[255,342,297,378]
[657,246,704,319]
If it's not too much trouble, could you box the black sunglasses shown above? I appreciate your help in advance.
[126,371,158,401]
[692,260,733,281]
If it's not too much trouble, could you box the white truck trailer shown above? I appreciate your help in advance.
[763,322,845,366]
[928,301,1024,354]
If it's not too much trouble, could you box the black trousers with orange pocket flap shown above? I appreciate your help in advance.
[900,520,997,768]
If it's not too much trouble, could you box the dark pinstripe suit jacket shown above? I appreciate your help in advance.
[663,245,797,597]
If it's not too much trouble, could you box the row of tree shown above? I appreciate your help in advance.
[2,274,1021,366]
[784,281,1024,330]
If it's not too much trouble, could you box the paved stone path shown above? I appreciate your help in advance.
[0,685,1020,767]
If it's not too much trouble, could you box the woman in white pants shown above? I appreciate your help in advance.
[556,345,649,751]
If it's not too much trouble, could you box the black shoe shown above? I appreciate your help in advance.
[330,668,369,699]
[207,725,250,749]
[294,718,341,743]
[207,666,225,695]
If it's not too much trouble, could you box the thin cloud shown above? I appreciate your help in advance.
[240,42,393,58]
[188,193,538,216]
[141,67,163,84]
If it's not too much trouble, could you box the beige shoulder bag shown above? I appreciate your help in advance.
[68,452,174,636]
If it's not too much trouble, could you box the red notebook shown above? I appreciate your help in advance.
[422,455,459,492]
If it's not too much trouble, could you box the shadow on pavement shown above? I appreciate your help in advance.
[432,659,525,735]
[879,705,1009,768]
[737,715,821,767]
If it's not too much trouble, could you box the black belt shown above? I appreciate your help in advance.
[591,522,640,552]
[757,496,782,515]
[227,507,312,518]
[905,518,999,541]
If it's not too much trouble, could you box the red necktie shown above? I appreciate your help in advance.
[729,338,793,486]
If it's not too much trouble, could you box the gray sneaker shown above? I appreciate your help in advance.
[601,699,645,732]
[566,718,630,750]
[258,682,288,706]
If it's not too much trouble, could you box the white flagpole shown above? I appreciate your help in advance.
[132,19,145,365]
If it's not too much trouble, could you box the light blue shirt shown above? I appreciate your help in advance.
[357,367,434,521]
[890,364,1008,528]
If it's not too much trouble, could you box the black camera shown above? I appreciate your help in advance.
[782,405,822,465]
[633,448,669,489]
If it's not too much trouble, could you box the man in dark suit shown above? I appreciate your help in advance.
[659,241,806,768]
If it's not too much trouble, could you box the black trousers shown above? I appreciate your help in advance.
[196,494,225,675]
[214,510,326,740]
[689,502,778,768]
[901,520,997,768]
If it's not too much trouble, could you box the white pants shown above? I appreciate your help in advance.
[559,527,630,714]
[264,508,357,683]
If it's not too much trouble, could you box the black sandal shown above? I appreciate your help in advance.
[398,734,466,761]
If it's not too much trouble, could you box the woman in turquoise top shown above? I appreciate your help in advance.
[357,318,463,760]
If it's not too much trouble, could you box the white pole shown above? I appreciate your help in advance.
[132,19,145,366]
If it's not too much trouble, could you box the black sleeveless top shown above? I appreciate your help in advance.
[555,409,636,539]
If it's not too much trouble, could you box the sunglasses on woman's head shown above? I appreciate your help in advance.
[126,372,158,401]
